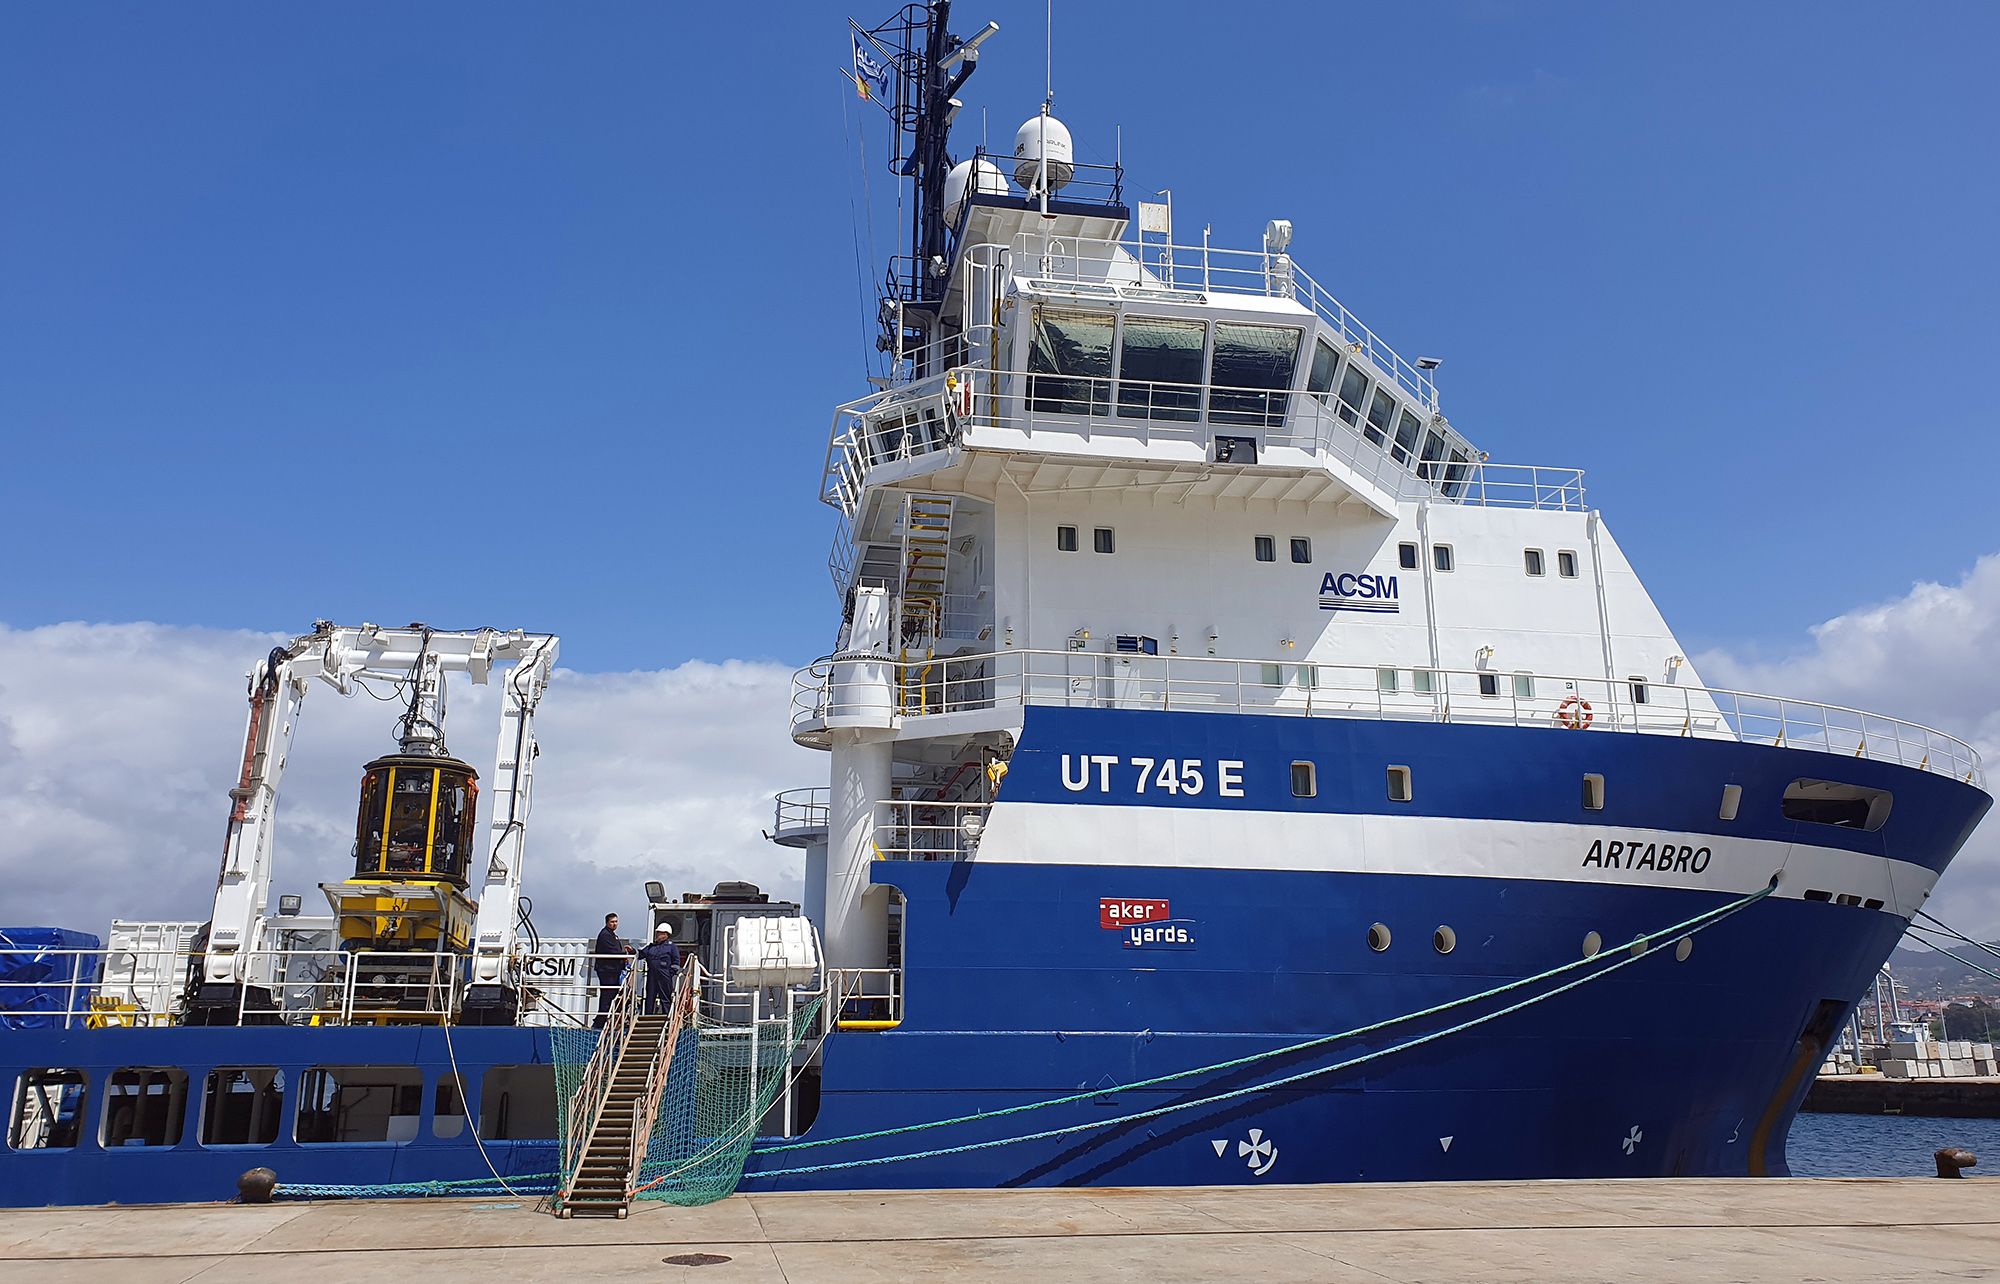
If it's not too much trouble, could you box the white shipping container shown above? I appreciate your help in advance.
[517,937,627,1029]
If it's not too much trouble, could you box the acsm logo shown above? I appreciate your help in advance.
[1318,572,1400,614]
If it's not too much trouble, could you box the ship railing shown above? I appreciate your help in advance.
[996,230,1438,410]
[820,364,1583,518]
[874,799,989,862]
[0,948,645,1029]
[825,967,903,1033]
[791,649,1984,787]
[771,787,831,839]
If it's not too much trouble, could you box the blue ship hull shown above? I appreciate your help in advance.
[0,713,1987,1206]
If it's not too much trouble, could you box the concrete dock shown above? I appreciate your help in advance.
[1,1180,1996,1283]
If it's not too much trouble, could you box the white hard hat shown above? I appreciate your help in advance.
[654,922,673,935]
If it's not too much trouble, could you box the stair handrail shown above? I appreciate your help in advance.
[559,962,641,1208]
[622,967,694,1202]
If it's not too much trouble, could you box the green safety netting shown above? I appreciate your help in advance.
[554,998,823,1209]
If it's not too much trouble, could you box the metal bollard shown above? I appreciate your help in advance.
[238,1167,278,1203]
[1934,1148,1977,1178]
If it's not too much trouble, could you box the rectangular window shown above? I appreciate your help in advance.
[480,1065,558,1140]
[1254,535,1275,563]
[1412,669,1435,694]
[1297,665,1318,690]
[1582,773,1606,811]
[1260,664,1285,687]
[1290,761,1317,798]
[1442,446,1473,498]
[1391,409,1424,467]
[1336,365,1371,430]
[1306,338,1340,406]
[100,1067,187,1149]
[1026,308,1114,416]
[1056,525,1078,552]
[1719,784,1743,821]
[1512,672,1535,699]
[1628,677,1648,705]
[1117,316,1205,421]
[1210,323,1302,427]
[1782,779,1893,832]
[1377,668,1399,694]
[1418,428,1448,480]
[9,1070,88,1151]
[1386,765,1413,803]
[295,1066,425,1144]
[1433,544,1454,572]
[201,1068,283,1147]
[1557,549,1579,578]
[1524,549,1545,577]
[1365,388,1398,450]
[1477,672,1499,697]
[1398,541,1418,570]
[1290,537,1312,564]
[1093,527,1115,554]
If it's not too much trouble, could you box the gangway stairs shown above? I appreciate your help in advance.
[557,972,689,1218]
[898,493,955,713]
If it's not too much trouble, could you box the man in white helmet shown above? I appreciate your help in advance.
[636,920,682,1015]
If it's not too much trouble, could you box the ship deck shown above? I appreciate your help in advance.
[5,1179,1996,1282]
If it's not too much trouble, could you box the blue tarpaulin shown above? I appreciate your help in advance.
[0,928,103,1029]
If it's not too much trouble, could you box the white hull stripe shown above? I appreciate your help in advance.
[978,803,1937,918]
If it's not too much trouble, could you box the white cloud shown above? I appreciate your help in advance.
[1700,553,2000,940]
[0,622,821,943]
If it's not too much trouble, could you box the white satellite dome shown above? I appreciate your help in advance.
[1012,113,1074,194]
[943,157,1008,226]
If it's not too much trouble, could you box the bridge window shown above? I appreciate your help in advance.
[296,1066,424,1144]
[8,1070,87,1150]
[1432,544,1454,572]
[1783,779,1892,832]
[1291,761,1317,798]
[1026,307,1113,416]
[1365,389,1398,452]
[200,1067,283,1146]
[1290,537,1312,564]
[1093,527,1115,554]
[1056,525,1078,552]
[100,1067,187,1148]
[1392,409,1423,467]
[1524,549,1545,577]
[1398,542,1418,569]
[1557,549,1579,578]
[1337,365,1372,433]
[1442,447,1474,498]
[1254,535,1275,562]
[1306,338,1340,406]
[1210,323,1302,427]
[1418,427,1448,481]
[1117,316,1204,421]
[1386,765,1413,802]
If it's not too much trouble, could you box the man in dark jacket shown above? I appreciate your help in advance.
[591,912,632,1028]
[636,922,682,1015]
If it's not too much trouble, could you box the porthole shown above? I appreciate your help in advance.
[1718,783,1742,821]
[1386,765,1413,803]
[1432,925,1456,955]
[1674,936,1693,962]
[1367,922,1392,952]
[1581,931,1602,957]
[1629,935,1647,958]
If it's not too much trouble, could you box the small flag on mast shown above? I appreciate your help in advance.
[852,35,889,101]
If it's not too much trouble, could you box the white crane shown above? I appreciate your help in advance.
[188,621,559,1025]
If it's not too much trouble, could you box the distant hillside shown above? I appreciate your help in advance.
[1887,943,2000,996]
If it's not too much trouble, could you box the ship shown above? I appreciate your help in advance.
[0,1,1990,1211]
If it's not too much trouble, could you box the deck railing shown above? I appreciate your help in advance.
[0,948,635,1030]
[792,649,1985,787]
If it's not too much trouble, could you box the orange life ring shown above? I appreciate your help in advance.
[1556,695,1594,730]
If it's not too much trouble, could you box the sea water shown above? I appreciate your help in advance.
[1787,1112,2000,1176]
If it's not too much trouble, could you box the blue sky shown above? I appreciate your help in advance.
[3,2,1997,673]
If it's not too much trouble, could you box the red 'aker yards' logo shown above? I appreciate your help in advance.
[1100,898,1169,929]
